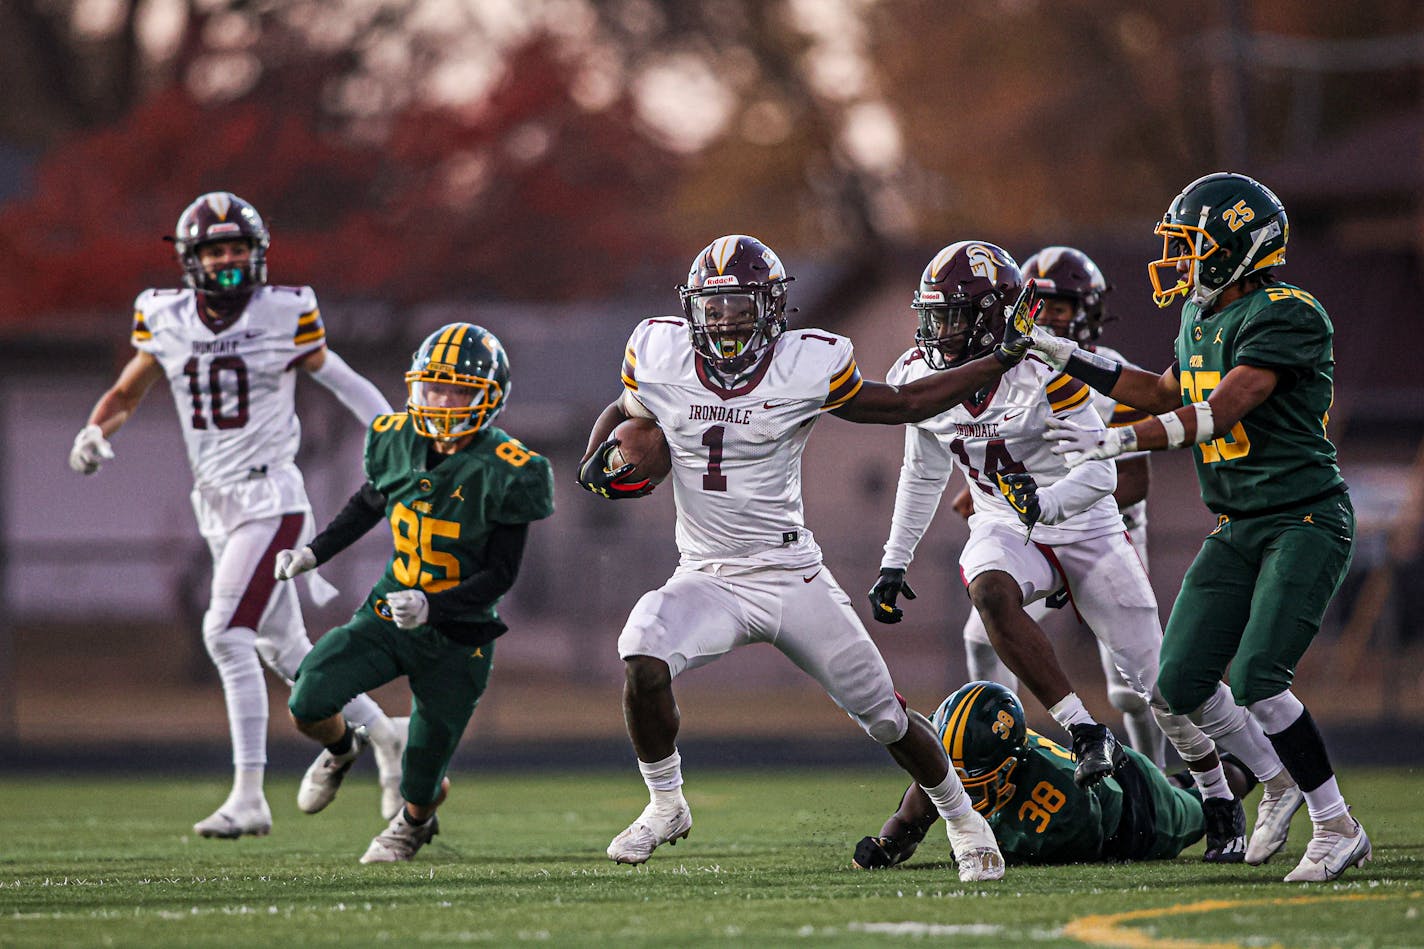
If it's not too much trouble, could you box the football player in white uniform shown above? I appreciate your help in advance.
[948,247,1166,768]
[576,235,1040,882]
[68,192,408,839]
[867,241,1302,864]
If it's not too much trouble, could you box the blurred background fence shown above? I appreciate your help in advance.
[0,0,1420,769]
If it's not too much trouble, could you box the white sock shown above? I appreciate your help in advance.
[1303,775,1349,823]
[1049,693,1095,730]
[232,767,264,804]
[1190,762,1232,800]
[638,750,685,806]
[921,772,973,822]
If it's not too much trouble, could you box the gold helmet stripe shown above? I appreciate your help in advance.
[428,323,464,366]
[942,683,987,764]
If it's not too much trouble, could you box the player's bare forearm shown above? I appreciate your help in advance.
[833,354,1009,424]
[1126,364,1278,452]
[87,353,163,437]
[1107,365,1181,415]
[1113,456,1150,509]
[582,399,629,462]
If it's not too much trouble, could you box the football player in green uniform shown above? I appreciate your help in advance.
[854,682,1217,867]
[275,323,555,863]
[1027,173,1367,882]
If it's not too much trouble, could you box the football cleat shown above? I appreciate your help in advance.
[946,809,1005,882]
[1246,783,1305,865]
[360,810,439,864]
[371,716,409,821]
[1283,818,1371,882]
[1068,722,1123,788]
[607,800,693,865]
[853,834,921,870]
[1201,796,1247,863]
[193,799,272,839]
[297,725,369,815]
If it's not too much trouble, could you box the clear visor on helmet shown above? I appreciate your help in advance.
[913,303,975,370]
[405,376,503,440]
[689,291,767,364]
[1149,222,1216,308]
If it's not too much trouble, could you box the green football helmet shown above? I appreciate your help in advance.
[932,681,1028,818]
[1150,172,1288,309]
[405,322,510,440]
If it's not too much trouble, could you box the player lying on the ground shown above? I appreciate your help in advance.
[853,681,1259,868]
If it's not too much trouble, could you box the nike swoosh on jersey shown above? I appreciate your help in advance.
[764,399,798,409]
[1002,411,1023,421]
[802,569,822,583]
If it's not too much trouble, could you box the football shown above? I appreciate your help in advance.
[606,417,672,485]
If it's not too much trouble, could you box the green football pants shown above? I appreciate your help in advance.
[1159,492,1354,714]
[290,608,494,807]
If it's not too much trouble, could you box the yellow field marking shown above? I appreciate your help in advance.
[1062,891,1422,949]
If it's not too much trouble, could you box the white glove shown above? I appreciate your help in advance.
[386,589,430,630]
[1028,325,1079,371]
[69,424,114,475]
[1043,417,1137,468]
[274,546,317,581]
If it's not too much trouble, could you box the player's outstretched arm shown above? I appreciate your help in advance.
[301,347,394,423]
[1033,335,1181,415]
[832,353,1013,425]
[69,351,164,474]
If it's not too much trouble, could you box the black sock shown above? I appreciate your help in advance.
[403,806,429,826]
[325,724,355,757]
[1265,708,1335,793]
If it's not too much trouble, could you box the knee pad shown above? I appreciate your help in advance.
[202,607,258,665]
[287,668,342,724]
[859,695,910,745]
[1154,656,1213,717]
[1107,680,1150,716]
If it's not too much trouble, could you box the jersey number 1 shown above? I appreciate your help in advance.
[702,425,727,492]
[183,355,249,430]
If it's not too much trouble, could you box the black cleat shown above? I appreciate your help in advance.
[1069,722,1123,789]
[1202,796,1247,863]
[852,834,920,870]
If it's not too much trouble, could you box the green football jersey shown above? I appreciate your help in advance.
[360,413,554,625]
[988,731,1123,864]
[1175,282,1343,514]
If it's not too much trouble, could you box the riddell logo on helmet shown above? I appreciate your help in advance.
[705,275,739,287]
[919,290,945,303]
[207,222,242,237]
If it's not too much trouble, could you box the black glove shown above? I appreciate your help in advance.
[853,833,922,870]
[867,567,917,624]
[994,279,1042,366]
[577,439,656,500]
[995,471,1041,530]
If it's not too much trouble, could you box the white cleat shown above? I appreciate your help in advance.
[193,799,272,839]
[297,725,369,815]
[1246,784,1305,865]
[359,810,439,864]
[607,800,692,865]
[371,716,409,821]
[946,809,1005,882]
[1283,818,1372,882]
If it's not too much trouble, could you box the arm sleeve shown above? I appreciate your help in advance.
[881,426,955,570]
[307,349,394,424]
[309,482,387,564]
[424,522,529,626]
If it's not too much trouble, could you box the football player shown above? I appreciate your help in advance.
[276,323,554,863]
[853,682,1242,868]
[950,247,1167,768]
[68,192,406,839]
[576,234,1039,882]
[866,241,1301,864]
[1031,172,1367,882]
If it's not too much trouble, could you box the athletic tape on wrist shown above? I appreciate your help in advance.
[1156,410,1188,449]
[1192,400,1215,444]
[1063,349,1122,394]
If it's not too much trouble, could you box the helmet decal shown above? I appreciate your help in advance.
[205,192,234,220]
[966,244,1001,282]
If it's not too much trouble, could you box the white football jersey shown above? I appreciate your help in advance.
[883,349,1124,559]
[619,318,863,568]
[1087,344,1150,531]
[131,286,327,489]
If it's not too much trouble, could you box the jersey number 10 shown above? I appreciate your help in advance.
[183,355,249,430]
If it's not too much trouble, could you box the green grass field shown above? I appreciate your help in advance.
[1,767,1419,947]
